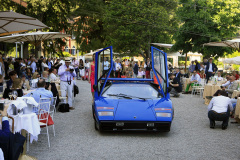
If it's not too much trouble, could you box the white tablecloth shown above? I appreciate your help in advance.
[15,113,40,143]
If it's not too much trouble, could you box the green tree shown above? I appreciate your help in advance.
[172,0,240,58]
[103,0,178,58]
[70,0,106,53]
[0,0,73,57]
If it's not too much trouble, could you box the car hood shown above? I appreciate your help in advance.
[114,100,156,121]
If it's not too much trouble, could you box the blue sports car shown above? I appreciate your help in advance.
[92,46,173,132]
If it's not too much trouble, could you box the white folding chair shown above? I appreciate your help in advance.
[38,101,51,148]
[195,79,206,97]
[191,82,200,97]
[50,97,57,136]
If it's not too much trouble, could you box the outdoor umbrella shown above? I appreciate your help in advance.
[0,11,48,36]
[223,56,240,65]
[0,31,70,57]
[203,38,240,51]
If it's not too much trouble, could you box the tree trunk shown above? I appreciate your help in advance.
[185,53,188,73]
[23,43,29,59]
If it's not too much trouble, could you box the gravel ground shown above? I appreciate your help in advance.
[28,80,240,160]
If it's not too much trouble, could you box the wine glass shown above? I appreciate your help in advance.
[8,92,13,100]
[12,90,18,100]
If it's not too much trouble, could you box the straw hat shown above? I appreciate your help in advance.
[65,57,71,62]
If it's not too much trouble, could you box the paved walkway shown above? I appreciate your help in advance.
[28,80,240,160]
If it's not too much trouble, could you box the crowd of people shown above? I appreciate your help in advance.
[168,57,240,130]
[0,55,80,111]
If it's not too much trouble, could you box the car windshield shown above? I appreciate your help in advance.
[102,83,159,99]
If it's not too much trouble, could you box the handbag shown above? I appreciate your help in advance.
[58,103,70,112]
[74,85,79,97]
[38,112,54,126]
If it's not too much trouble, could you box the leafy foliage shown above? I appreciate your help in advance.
[103,0,178,58]
[172,0,240,58]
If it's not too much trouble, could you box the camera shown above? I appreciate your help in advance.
[70,69,74,72]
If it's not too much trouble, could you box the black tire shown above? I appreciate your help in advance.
[95,121,99,130]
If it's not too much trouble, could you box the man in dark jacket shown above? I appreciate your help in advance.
[205,58,218,83]
[14,58,21,76]
[133,62,138,78]
[175,68,182,80]
[0,110,10,142]
[169,74,182,97]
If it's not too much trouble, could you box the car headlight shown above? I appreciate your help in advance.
[156,113,171,117]
[98,111,114,116]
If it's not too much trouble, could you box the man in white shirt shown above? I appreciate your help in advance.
[184,70,201,93]
[103,57,109,75]
[208,90,233,130]
[214,71,223,81]
[49,68,58,82]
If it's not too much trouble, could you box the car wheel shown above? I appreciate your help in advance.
[92,105,96,120]
[95,121,99,131]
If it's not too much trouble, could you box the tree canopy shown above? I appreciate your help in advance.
[103,0,178,58]
[172,0,240,58]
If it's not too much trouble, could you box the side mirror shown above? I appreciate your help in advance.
[167,87,172,93]
[93,85,97,91]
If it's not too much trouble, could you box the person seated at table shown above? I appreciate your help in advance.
[23,79,53,107]
[49,68,58,82]
[232,71,239,80]
[213,75,238,98]
[6,71,17,89]
[3,78,23,99]
[214,71,223,81]
[42,71,49,82]
[0,109,10,160]
[26,67,33,80]
[0,75,3,92]
[169,74,182,97]
[208,90,233,130]
[183,70,201,93]
[199,70,206,79]
[31,72,40,88]
[21,75,30,90]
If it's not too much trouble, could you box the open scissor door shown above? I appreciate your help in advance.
[94,46,113,98]
[151,46,169,98]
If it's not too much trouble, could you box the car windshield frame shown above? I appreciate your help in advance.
[102,83,160,99]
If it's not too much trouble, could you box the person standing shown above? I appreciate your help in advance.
[103,57,109,75]
[175,68,182,80]
[79,59,84,79]
[133,61,138,78]
[89,55,95,99]
[72,58,79,78]
[115,59,121,78]
[84,60,90,80]
[208,90,233,130]
[58,57,76,110]
[38,56,43,75]
[145,58,152,79]
[30,56,37,73]
[205,58,218,83]
[188,61,195,73]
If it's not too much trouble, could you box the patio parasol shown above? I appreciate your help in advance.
[0,11,48,36]
[0,31,70,57]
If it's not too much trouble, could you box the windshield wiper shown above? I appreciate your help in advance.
[107,93,148,101]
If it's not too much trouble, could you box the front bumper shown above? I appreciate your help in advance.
[98,121,171,132]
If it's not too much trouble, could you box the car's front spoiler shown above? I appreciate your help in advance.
[99,121,171,132]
